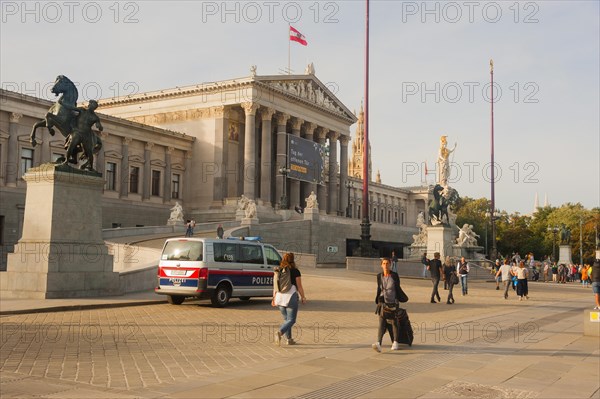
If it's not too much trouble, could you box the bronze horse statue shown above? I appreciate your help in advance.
[30,75,102,171]
[428,184,450,225]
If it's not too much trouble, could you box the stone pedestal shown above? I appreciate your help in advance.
[426,225,454,260]
[235,209,245,221]
[558,245,573,265]
[303,208,319,221]
[241,217,259,226]
[167,219,182,226]
[0,164,119,299]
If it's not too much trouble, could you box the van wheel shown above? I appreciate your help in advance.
[167,295,185,305]
[211,284,231,307]
[239,296,250,301]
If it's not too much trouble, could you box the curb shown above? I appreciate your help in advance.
[0,299,167,316]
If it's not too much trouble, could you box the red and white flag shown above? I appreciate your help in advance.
[425,162,429,175]
[289,26,307,46]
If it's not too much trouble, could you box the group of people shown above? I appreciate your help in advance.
[495,259,531,300]
[422,253,469,305]
[542,262,594,285]
[270,250,600,353]
[184,219,196,237]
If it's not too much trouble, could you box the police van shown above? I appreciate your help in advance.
[155,238,281,307]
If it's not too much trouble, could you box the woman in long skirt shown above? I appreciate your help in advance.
[516,261,529,301]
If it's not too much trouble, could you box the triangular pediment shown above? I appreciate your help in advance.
[255,75,357,124]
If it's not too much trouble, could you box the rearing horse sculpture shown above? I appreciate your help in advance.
[30,75,102,171]
[428,184,449,225]
[30,75,78,147]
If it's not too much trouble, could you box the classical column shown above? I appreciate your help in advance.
[315,127,328,213]
[242,102,259,199]
[143,142,154,200]
[260,107,275,206]
[328,131,339,215]
[163,146,173,203]
[339,135,350,216]
[6,113,22,186]
[302,122,317,205]
[289,117,303,209]
[119,137,131,198]
[275,113,290,208]
[212,106,227,202]
[184,151,192,204]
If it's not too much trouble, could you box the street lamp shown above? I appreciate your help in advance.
[345,180,354,217]
[278,166,290,209]
[547,225,559,262]
[486,210,500,259]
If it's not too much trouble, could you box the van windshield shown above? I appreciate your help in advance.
[162,240,203,261]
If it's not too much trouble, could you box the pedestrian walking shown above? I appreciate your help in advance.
[592,259,600,310]
[421,252,429,279]
[272,253,306,346]
[516,261,529,300]
[543,261,549,282]
[428,252,443,303]
[184,220,193,237]
[443,256,452,290]
[457,256,469,296]
[391,250,399,274]
[372,258,408,353]
[443,259,457,304]
[494,259,501,290]
[496,259,514,300]
[216,224,224,239]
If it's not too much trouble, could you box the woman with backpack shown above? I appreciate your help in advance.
[272,253,306,346]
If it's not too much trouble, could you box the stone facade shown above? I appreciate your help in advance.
[0,70,431,267]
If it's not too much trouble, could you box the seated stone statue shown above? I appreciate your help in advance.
[169,202,184,221]
[237,194,249,211]
[305,191,318,209]
[244,200,257,219]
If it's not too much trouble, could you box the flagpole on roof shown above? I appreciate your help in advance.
[288,24,291,75]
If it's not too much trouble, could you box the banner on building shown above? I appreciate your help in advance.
[287,135,325,185]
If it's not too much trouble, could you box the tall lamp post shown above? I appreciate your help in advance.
[547,225,559,262]
[345,180,354,217]
[278,166,290,209]
[489,59,498,261]
[486,210,500,259]
[359,0,373,256]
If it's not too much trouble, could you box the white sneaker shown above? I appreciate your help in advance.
[371,342,381,353]
[274,331,282,346]
[391,342,400,350]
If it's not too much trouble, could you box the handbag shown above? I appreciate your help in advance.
[382,302,398,319]
[450,273,459,285]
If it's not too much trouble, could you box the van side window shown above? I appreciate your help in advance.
[240,244,263,264]
[214,243,237,262]
[264,246,282,266]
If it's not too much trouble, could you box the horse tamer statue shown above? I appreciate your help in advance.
[428,184,450,225]
[30,75,103,171]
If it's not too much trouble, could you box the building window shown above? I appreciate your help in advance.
[388,211,391,223]
[151,170,161,196]
[106,162,117,191]
[373,209,377,221]
[172,173,180,199]
[129,166,139,193]
[20,148,34,177]
[357,206,361,218]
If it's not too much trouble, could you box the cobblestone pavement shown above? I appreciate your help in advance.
[1,270,599,398]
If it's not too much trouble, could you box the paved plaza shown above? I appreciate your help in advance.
[1,268,599,398]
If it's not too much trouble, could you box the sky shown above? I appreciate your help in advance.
[1,0,598,215]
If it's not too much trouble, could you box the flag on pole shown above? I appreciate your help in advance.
[289,26,308,46]
[425,161,429,175]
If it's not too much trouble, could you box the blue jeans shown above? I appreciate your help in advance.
[278,292,299,339]
[460,274,468,294]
